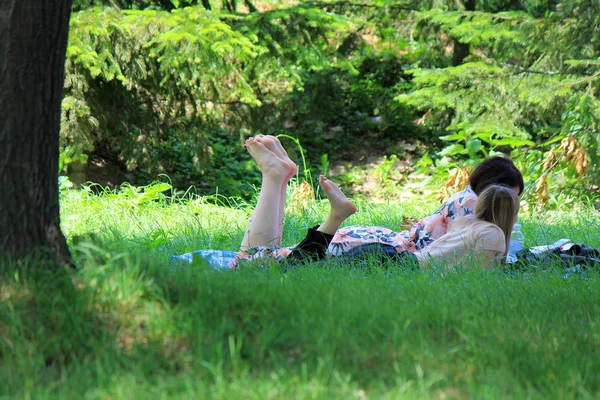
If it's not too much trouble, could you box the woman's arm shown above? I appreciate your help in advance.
[408,189,478,249]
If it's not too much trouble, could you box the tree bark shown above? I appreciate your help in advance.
[201,0,212,11]
[154,0,175,11]
[452,0,476,66]
[244,0,257,13]
[0,0,74,266]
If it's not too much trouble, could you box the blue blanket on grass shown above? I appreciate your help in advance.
[171,240,600,275]
[171,249,236,270]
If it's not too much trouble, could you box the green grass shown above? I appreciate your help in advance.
[2,183,600,399]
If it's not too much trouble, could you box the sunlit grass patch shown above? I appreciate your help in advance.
[2,184,599,398]
[3,255,600,398]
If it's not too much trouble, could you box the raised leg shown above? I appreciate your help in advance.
[240,137,293,252]
[255,135,297,245]
[286,175,357,261]
[318,175,357,235]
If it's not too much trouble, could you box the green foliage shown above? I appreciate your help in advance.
[562,93,600,170]
[62,0,600,203]
[250,22,423,161]
[72,0,211,12]
[63,5,354,195]
[63,1,430,194]
[64,6,258,179]
[118,181,173,204]
[397,2,600,201]
[202,128,262,196]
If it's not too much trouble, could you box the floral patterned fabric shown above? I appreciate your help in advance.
[229,186,478,268]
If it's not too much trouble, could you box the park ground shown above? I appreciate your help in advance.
[2,179,600,399]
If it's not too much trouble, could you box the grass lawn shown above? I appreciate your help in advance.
[2,182,600,399]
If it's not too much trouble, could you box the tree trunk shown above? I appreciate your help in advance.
[0,0,74,266]
[452,0,476,66]
[201,0,212,11]
[155,0,175,11]
[244,0,257,13]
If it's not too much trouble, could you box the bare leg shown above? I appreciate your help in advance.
[241,138,293,252]
[318,175,357,235]
[286,175,356,261]
[255,135,297,245]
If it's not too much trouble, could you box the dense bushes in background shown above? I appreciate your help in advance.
[62,4,383,194]
[62,6,266,185]
[402,0,600,205]
[62,0,600,205]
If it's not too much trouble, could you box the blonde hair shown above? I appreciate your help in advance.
[475,184,521,253]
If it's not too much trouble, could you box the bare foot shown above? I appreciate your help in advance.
[319,175,357,220]
[245,137,292,182]
[255,135,297,181]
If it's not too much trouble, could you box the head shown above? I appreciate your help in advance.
[475,184,521,252]
[469,156,524,196]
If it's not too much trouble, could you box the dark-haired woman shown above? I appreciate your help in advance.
[229,136,524,267]
[388,156,524,250]
[314,156,523,258]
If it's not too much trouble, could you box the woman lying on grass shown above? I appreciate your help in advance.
[232,135,520,269]
[411,184,519,268]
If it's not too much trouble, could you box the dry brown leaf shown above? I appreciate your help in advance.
[535,176,549,207]
[454,167,470,191]
[436,167,469,203]
[436,185,451,203]
[558,136,589,175]
[574,148,589,175]
[289,179,315,211]
[448,168,459,187]
[542,148,559,170]
[560,135,581,163]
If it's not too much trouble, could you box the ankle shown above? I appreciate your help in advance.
[262,168,288,184]
[330,209,351,221]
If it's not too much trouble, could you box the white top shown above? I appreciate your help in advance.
[414,216,506,268]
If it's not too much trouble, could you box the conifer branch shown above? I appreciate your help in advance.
[301,1,413,11]
[478,54,562,76]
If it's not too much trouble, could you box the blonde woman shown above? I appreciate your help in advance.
[412,184,520,269]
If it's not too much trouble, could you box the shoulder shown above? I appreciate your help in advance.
[447,215,476,230]
[471,219,503,236]
[458,186,478,205]
[439,186,478,214]
[473,221,506,252]
[450,186,477,201]
[444,186,475,204]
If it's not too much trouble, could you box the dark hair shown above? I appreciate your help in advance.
[469,156,524,196]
